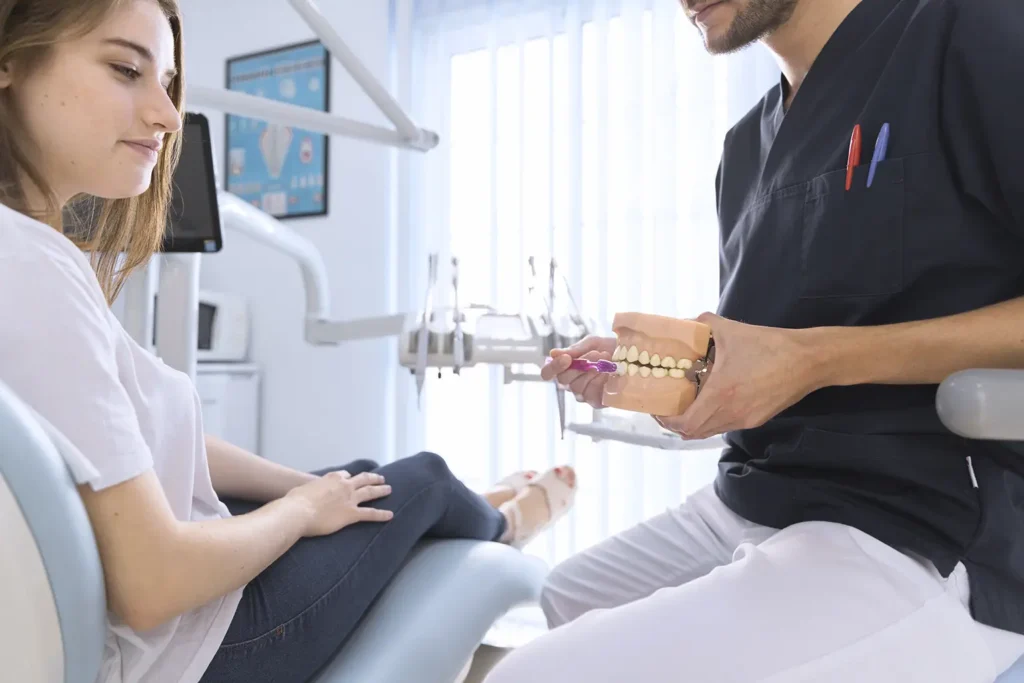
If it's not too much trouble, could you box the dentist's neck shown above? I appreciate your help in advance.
[764,0,862,107]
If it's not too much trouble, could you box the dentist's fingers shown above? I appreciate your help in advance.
[567,351,612,408]
[580,374,611,409]
[542,336,617,382]
[541,353,573,382]
[551,351,603,390]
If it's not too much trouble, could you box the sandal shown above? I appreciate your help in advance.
[492,469,538,495]
[499,466,577,549]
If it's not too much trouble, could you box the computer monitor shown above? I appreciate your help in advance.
[162,112,223,253]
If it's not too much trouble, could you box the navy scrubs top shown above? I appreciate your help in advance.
[713,0,1024,634]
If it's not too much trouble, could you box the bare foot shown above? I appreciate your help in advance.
[500,466,576,545]
[483,470,537,509]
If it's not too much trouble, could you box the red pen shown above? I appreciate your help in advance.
[845,124,862,191]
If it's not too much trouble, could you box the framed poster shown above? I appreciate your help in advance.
[225,39,330,219]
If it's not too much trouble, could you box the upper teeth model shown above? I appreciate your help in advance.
[602,312,712,417]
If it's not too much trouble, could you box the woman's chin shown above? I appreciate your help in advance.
[86,176,154,200]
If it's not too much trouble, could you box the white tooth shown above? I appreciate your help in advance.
[613,346,625,361]
[652,367,667,379]
[669,368,684,379]
[639,366,651,378]
[662,356,676,369]
[678,358,693,369]
[651,354,661,367]
[628,363,639,376]
[627,346,639,363]
[616,362,627,375]
[639,350,650,365]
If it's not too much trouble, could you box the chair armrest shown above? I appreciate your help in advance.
[936,369,1024,441]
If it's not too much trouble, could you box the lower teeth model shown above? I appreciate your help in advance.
[601,312,713,417]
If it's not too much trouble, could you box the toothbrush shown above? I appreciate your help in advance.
[546,358,618,374]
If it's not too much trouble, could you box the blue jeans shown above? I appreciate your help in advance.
[199,452,507,683]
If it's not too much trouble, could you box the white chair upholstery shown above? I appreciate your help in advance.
[937,369,1024,681]
[0,381,107,683]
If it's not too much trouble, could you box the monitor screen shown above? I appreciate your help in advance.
[163,112,223,253]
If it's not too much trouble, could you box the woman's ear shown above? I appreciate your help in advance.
[0,61,14,89]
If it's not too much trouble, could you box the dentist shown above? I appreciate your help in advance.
[489,0,1024,680]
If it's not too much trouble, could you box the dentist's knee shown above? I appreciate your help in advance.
[536,552,598,626]
[539,559,591,629]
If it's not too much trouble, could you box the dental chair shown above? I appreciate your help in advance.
[0,379,547,683]
[5,368,1024,683]
[936,369,1024,682]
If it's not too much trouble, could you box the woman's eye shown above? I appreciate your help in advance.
[112,64,141,80]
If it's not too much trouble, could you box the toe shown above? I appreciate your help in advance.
[555,465,576,488]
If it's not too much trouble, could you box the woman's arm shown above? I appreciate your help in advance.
[205,434,316,503]
[79,466,392,633]
[79,469,311,632]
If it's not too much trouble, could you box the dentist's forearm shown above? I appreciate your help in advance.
[205,434,316,502]
[806,295,1024,388]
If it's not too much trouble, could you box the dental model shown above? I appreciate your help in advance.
[602,312,713,417]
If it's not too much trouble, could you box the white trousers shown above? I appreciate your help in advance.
[485,484,1024,683]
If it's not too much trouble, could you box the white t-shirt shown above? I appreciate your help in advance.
[0,202,242,683]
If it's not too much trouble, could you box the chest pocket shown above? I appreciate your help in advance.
[801,158,905,299]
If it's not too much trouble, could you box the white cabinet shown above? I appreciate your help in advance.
[195,363,261,454]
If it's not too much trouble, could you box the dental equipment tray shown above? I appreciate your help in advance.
[399,312,549,369]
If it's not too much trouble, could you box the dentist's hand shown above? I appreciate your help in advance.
[655,313,824,440]
[541,336,617,409]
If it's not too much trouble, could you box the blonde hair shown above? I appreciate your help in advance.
[0,0,185,304]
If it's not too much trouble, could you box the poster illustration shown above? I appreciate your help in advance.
[225,40,330,219]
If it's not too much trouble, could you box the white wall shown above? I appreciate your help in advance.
[178,0,400,471]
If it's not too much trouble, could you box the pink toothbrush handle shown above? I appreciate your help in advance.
[567,359,618,373]
[573,358,610,374]
[545,357,617,374]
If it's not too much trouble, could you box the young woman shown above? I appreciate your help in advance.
[0,2,577,682]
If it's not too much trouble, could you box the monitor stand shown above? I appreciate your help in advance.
[119,254,201,382]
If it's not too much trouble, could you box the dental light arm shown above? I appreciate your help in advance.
[285,0,426,145]
[217,192,406,343]
[186,0,438,151]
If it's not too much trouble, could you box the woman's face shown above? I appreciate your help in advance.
[0,0,181,204]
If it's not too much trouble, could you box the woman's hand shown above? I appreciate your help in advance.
[286,470,394,537]
[541,336,617,409]
[656,313,825,440]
